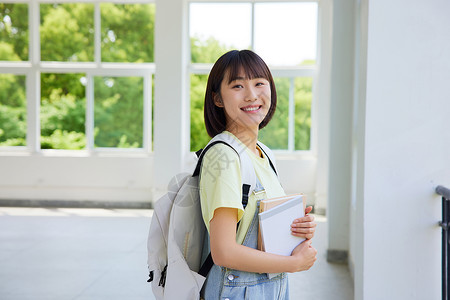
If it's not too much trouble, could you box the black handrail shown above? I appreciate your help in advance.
[438,186,450,201]
[437,185,450,300]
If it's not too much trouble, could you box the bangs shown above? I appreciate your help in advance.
[225,51,272,84]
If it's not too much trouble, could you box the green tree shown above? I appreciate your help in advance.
[94,76,143,148]
[295,77,312,150]
[40,3,94,62]
[40,74,86,149]
[0,74,26,146]
[101,3,154,62]
[190,74,210,151]
[0,3,28,61]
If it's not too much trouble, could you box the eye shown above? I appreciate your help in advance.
[255,78,269,87]
[232,84,243,89]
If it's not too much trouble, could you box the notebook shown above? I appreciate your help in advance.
[258,194,305,256]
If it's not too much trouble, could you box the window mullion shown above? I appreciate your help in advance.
[288,77,295,151]
[27,0,40,152]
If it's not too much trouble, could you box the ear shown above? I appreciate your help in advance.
[213,93,224,108]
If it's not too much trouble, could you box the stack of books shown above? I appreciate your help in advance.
[258,194,306,256]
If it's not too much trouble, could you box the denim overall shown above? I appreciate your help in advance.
[201,200,290,300]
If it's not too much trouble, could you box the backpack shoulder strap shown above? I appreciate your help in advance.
[193,132,256,208]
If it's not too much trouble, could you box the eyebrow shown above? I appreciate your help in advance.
[230,76,246,82]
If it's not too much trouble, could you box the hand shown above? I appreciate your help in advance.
[290,206,316,239]
[290,239,317,272]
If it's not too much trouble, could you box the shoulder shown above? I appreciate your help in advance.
[201,142,240,167]
[200,142,241,184]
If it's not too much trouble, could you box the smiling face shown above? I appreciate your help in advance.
[204,50,277,138]
[215,69,271,135]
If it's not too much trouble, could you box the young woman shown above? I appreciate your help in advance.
[199,50,317,299]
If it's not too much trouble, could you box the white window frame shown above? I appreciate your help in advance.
[0,0,155,155]
[187,0,322,155]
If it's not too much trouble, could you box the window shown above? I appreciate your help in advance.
[0,1,155,151]
[189,1,318,152]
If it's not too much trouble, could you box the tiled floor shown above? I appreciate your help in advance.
[0,207,353,299]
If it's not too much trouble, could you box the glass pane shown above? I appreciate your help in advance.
[259,77,289,150]
[190,74,209,151]
[0,4,28,61]
[190,3,252,63]
[254,3,318,66]
[0,74,26,146]
[40,3,94,62]
[101,3,155,62]
[295,77,313,150]
[40,73,86,149]
[94,76,143,148]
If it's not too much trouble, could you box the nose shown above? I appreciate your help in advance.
[245,86,258,102]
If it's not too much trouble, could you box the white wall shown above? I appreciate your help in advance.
[327,0,355,257]
[351,0,450,299]
[0,154,153,204]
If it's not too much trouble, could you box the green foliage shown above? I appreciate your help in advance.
[94,76,143,148]
[39,73,86,149]
[0,104,26,144]
[41,130,85,150]
[40,88,86,137]
[0,137,25,147]
[295,77,312,150]
[0,3,28,61]
[41,73,85,105]
[190,74,210,151]
[101,3,155,62]
[40,4,94,61]
[0,74,26,144]
[0,41,20,61]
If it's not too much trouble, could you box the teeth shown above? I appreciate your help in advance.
[242,106,259,112]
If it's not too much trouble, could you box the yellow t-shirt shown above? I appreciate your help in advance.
[199,132,285,245]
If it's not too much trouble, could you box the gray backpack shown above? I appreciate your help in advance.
[146,132,277,299]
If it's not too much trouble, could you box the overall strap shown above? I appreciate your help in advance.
[257,140,278,176]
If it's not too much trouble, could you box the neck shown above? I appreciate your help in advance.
[226,126,259,156]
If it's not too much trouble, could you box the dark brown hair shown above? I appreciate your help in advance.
[203,50,277,138]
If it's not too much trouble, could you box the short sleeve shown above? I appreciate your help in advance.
[199,143,245,232]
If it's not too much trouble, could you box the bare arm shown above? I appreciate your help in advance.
[209,207,317,274]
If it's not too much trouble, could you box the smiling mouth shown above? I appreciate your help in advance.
[241,106,261,112]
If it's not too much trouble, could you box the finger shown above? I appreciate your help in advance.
[305,206,313,215]
[292,215,315,223]
[291,223,316,233]
[292,232,315,239]
[291,221,317,228]
[291,229,315,238]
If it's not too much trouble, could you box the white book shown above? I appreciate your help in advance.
[258,195,305,256]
